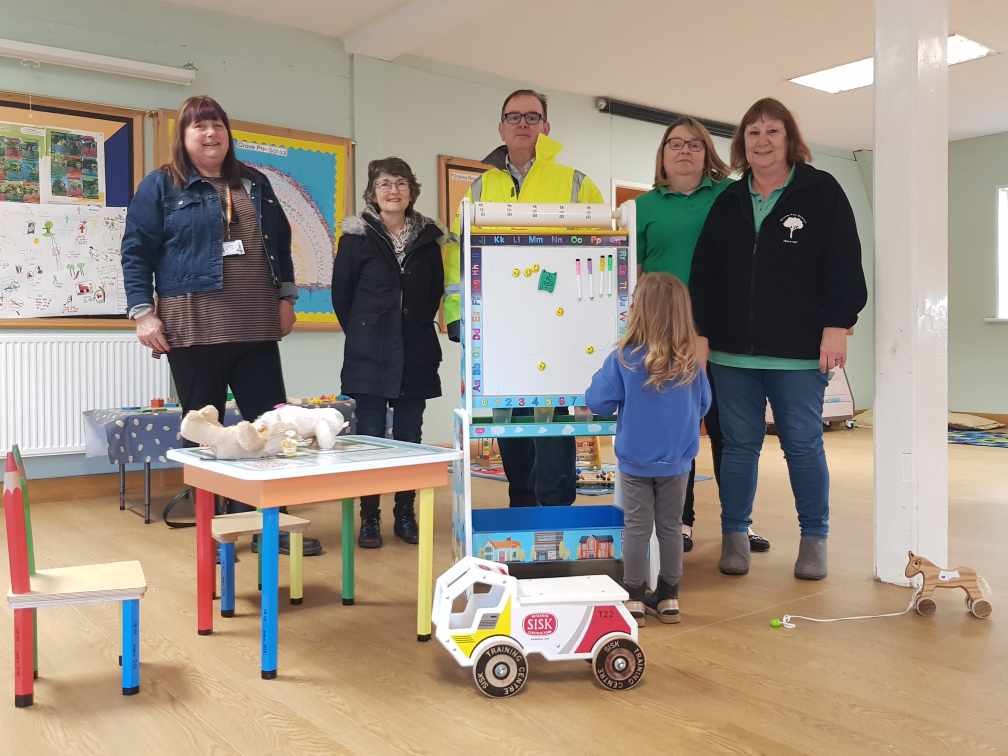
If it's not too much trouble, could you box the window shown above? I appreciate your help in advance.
[998,186,1008,319]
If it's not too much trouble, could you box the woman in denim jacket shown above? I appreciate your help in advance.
[121,95,319,555]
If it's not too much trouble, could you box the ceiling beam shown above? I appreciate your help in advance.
[343,0,483,61]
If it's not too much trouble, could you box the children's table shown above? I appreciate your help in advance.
[167,437,461,679]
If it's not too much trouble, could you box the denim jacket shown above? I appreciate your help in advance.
[120,166,297,314]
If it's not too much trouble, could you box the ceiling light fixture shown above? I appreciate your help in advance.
[0,37,197,85]
[790,33,993,94]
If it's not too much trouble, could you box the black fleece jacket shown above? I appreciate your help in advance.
[689,162,867,360]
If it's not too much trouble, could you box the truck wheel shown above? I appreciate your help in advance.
[592,635,645,691]
[472,640,528,698]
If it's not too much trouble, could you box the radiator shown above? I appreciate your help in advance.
[0,333,171,456]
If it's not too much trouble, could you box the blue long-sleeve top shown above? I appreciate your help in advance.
[585,346,711,477]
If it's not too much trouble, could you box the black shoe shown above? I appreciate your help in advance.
[643,578,681,624]
[251,532,323,557]
[358,516,382,549]
[748,529,771,553]
[393,505,419,544]
[682,525,694,553]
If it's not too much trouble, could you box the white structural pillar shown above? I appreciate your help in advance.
[873,0,949,584]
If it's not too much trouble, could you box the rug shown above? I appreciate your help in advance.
[948,430,1008,448]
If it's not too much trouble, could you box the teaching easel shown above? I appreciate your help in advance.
[451,199,638,573]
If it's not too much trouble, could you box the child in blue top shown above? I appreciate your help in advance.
[586,272,710,625]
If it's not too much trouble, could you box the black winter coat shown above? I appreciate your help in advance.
[689,162,868,360]
[331,209,445,399]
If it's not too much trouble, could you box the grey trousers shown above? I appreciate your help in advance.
[620,470,689,589]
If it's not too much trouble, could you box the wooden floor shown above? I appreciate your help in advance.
[3,428,1007,754]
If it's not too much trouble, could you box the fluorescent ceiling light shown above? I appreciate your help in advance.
[0,37,197,85]
[790,34,993,94]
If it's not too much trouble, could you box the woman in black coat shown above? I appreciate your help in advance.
[331,157,445,548]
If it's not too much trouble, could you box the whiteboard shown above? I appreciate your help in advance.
[470,234,630,402]
[0,203,127,318]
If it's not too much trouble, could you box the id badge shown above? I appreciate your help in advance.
[222,239,246,257]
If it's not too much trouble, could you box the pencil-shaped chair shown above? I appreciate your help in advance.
[3,451,147,708]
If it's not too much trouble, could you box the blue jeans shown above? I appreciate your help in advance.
[710,364,830,538]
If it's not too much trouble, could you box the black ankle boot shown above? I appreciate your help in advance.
[393,503,419,545]
[358,508,382,549]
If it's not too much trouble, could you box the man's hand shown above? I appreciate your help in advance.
[136,312,169,353]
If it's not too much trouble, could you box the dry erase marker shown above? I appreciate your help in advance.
[576,258,582,300]
[587,257,594,300]
[607,254,614,295]
[598,256,605,297]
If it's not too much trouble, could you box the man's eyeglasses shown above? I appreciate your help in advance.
[664,138,704,153]
[375,179,410,192]
[502,111,545,125]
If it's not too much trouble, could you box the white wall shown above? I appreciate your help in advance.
[4,0,875,477]
[854,140,1008,415]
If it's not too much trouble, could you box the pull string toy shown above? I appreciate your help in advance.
[771,572,994,630]
[771,581,922,630]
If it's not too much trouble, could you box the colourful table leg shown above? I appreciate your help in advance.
[341,498,355,605]
[289,532,303,605]
[416,487,434,641]
[220,543,236,617]
[195,488,214,635]
[13,608,33,707]
[121,599,140,695]
[260,507,279,679]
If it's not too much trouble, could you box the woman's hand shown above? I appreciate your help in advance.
[819,327,848,373]
[136,312,169,354]
[279,299,297,337]
[695,335,710,368]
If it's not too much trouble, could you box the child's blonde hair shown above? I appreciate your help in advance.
[618,272,699,389]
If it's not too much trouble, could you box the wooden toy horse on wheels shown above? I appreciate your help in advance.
[905,551,992,619]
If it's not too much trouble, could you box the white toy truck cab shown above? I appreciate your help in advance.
[432,556,645,697]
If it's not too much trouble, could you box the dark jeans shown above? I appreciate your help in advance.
[710,364,830,538]
[351,393,426,518]
[498,407,576,507]
[683,364,723,527]
[168,340,287,514]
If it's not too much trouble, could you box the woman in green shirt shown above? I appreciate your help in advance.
[635,116,771,555]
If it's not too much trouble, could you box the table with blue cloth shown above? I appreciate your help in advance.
[83,400,357,523]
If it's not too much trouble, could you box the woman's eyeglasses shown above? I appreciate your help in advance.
[664,138,704,153]
[375,179,410,192]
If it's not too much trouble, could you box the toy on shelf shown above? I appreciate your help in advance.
[432,556,645,697]
[905,551,992,619]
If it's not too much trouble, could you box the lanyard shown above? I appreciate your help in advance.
[223,185,233,240]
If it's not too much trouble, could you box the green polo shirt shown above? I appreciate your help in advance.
[635,176,733,284]
[711,166,820,371]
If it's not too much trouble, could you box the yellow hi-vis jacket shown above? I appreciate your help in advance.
[442,133,604,327]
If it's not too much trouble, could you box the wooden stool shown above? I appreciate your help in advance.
[212,512,311,616]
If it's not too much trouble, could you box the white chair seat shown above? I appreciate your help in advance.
[211,511,311,543]
[7,560,147,609]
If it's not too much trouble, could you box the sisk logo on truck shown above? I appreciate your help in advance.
[523,613,557,636]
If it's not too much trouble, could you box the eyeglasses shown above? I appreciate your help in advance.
[502,111,545,125]
[375,179,410,192]
[664,138,705,153]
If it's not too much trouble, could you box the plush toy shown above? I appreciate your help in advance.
[253,404,349,450]
[179,405,274,459]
